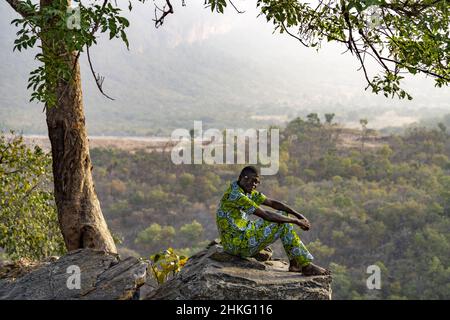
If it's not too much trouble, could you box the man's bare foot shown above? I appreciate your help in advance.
[288,261,331,276]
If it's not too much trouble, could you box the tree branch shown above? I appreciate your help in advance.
[86,45,115,101]
[58,0,109,104]
[341,3,373,88]
[380,56,450,81]
[6,0,36,18]
[280,21,309,48]
[153,0,174,28]
[228,0,245,14]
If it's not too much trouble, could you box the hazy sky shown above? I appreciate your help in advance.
[1,0,449,133]
[145,1,449,91]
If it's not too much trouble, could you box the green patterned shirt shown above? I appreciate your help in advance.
[216,181,267,238]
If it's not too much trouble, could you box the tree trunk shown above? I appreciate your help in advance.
[42,0,117,254]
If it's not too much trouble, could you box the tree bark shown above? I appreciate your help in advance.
[41,0,117,253]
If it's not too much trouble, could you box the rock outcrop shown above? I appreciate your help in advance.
[145,240,332,300]
[0,249,147,300]
[0,242,332,300]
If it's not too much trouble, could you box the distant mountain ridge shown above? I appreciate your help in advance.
[1,1,449,135]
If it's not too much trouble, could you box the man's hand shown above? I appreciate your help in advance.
[295,218,311,231]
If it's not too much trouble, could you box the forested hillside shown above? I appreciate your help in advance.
[2,114,449,299]
[83,115,450,299]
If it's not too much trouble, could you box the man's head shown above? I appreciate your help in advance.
[238,166,260,194]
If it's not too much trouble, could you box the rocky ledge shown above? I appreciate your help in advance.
[0,249,147,300]
[145,240,332,300]
[0,242,332,300]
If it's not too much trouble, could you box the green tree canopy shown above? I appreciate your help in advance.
[135,223,176,252]
[0,132,65,260]
[253,0,449,99]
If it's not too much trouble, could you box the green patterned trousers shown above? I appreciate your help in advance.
[220,215,314,267]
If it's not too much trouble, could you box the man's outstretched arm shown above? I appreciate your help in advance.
[253,207,310,231]
[263,198,307,221]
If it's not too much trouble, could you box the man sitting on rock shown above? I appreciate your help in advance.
[216,166,331,276]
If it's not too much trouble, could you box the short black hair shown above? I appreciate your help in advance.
[239,166,259,179]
